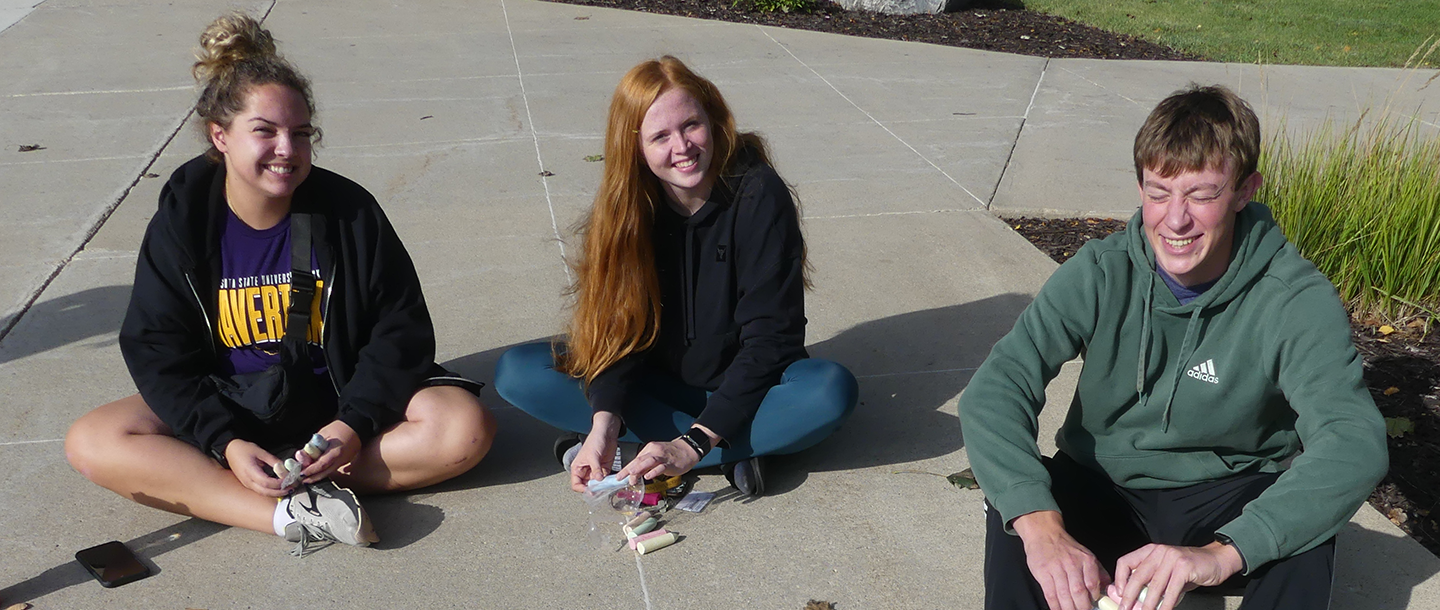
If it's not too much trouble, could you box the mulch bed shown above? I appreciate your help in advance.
[544,0,1200,61]
[1005,216,1440,558]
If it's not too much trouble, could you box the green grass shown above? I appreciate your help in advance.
[1260,98,1440,323]
[1024,0,1440,67]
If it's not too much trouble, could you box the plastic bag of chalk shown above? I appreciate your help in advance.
[582,474,643,550]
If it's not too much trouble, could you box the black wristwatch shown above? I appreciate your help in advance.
[678,427,712,459]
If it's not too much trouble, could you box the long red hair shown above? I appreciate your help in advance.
[558,56,774,383]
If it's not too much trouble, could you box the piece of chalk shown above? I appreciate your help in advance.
[624,517,658,538]
[624,511,654,529]
[303,443,323,459]
[273,462,288,478]
[283,458,299,472]
[627,528,670,550]
[1094,587,1159,610]
[308,433,326,448]
[635,531,677,555]
[587,473,632,494]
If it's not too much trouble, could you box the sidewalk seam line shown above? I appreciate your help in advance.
[0,107,194,345]
[0,438,63,447]
[501,0,572,284]
[755,26,985,207]
[3,85,191,99]
[1057,64,1141,106]
[635,554,654,610]
[856,367,978,379]
[990,57,1049,210]
[807,209,970,220]
[0,0,277,344]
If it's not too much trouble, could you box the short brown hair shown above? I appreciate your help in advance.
[1134,84,1260,188]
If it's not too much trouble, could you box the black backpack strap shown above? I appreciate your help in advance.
[286,212,316,346]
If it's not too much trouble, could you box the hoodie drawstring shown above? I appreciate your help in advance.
[1136,273,1155,407]
[1136,271,1205,433]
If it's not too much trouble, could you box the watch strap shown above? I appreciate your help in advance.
[679,428,711,459]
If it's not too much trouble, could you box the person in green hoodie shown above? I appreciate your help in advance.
[958,84,1387,610]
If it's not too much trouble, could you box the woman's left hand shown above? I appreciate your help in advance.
[618,439,701,484]
[299,420,361,484]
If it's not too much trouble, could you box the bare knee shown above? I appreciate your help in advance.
[408,386,497,472]
[66,395,164,482]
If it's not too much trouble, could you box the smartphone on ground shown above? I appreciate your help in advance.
[75,540,152,588]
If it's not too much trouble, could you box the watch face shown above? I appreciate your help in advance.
[689,429,710,449]
[683,429,710,456]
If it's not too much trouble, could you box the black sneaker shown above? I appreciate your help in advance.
[725,456,767,497]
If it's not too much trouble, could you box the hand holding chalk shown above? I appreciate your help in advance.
[585,473,633,494]
[1094,587,1181,610]
[280,435,329,489]
[302,433,327,459]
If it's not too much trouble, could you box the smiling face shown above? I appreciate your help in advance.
[639,87,715,214]
[208,83,314,212]
[1140,161,1263,287]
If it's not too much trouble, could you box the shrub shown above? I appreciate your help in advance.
[1260,107,1440,325]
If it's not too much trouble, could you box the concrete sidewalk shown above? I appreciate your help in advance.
[1,1,1436,608]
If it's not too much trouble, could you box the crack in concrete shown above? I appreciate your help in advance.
[989,57,1049,210]
[757,25,985,207]
[0,0,282,346]
[501,0,572,284]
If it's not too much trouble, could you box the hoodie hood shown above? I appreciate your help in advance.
[1125,201,1291,311]
[1124,201,1290,430]
[157,156,231,271]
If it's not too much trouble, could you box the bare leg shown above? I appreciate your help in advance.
[65,394,278,535]
[333,386,496,493]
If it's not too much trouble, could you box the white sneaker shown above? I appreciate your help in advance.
[282,480,378,556]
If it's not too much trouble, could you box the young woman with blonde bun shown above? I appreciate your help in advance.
[65,12,495,555]
[496,56,858,498]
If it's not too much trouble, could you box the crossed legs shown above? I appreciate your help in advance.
[65,387,495,535]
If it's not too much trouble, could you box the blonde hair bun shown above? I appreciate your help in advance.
[192,12,277,84]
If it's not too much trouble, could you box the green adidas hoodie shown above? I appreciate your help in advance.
[959,202,1387,572]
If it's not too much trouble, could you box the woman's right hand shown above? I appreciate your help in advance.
[570,412,621,492]
[223,438,288,497]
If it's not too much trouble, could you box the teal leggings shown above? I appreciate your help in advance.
[494,342,859,468]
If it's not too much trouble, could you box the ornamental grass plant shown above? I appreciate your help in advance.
[1259,53,1440,325]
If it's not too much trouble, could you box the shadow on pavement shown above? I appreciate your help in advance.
[365,495,446,550]
[778,293,1034,484]
[0,518,226,605]
[430,338,566,491]
[1333,521,1440,610]
[0,285,130,365]
[435,293,1035,496]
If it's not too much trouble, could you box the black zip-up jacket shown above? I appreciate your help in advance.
[120,155,436,459]
[585,153,808,442]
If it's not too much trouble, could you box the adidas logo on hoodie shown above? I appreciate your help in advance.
[1187,359,1219,384]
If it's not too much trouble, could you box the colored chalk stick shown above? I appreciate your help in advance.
[624,517,658,538]
[624,511,654,529]
[635,532,677,555]
[627,528,671,550]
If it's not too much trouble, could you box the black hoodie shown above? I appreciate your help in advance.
[120,155,436,459]
[585,152,808,443]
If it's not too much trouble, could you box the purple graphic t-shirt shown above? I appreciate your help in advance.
[215,210,329,380]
